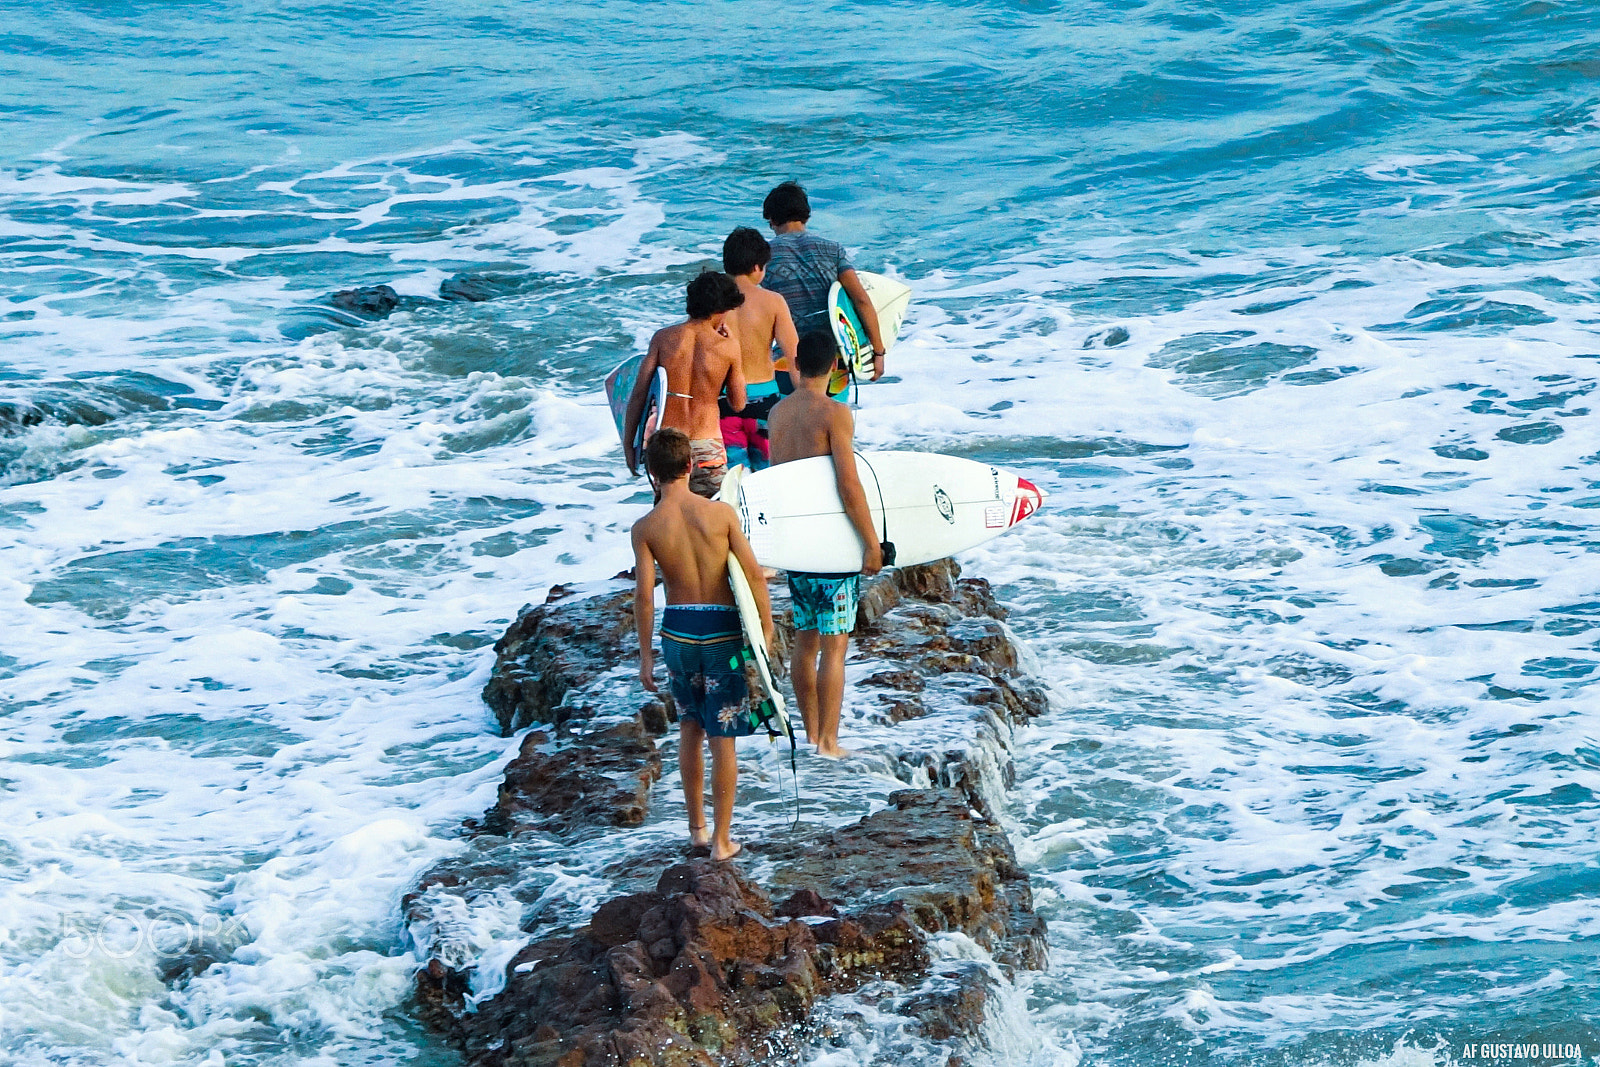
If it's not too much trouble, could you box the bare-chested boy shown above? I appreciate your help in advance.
[719,227,798,472]
[766,331,884,759]
[633,428,774,861]
[624,271,747,498]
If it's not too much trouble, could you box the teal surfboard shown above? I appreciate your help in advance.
[827,271,912,378]
[603,355,667,463]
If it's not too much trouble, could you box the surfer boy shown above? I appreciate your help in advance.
[761,180,886,401]
[624,271,747,498]
[632,428,775,862]
[720,226,798,472]
[766,331,884,759]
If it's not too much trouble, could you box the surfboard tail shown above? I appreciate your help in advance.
[1010,477,1044,527]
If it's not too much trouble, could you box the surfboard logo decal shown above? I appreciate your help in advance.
[1010,477,1043,526]
[835,308,861,359]
[934,486,955,524]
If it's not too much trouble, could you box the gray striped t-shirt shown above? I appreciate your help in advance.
[761,230,853,339]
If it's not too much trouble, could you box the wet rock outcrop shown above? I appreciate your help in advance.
[409,559,1052,1065]
[756,790,1045,974]
[330,283,403,318]
[415,790,1038,1067]
[440,272,524,302]
[481,579,649,737]
[485,721,663,835]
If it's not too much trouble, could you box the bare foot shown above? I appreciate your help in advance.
[688,821,711,848]
[711,840,742,862]
[815,745,856,760]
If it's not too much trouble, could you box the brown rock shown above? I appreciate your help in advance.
[757,790,1047,973]
[774,889,837,918]
[480,587,638,735]
[901,961,997,1042]
[491,719,662,835]
[878,696,927,723]
[430,860,829,1067]
[638,697,673,736]
[893,557,961,602]
[590,892,659,947]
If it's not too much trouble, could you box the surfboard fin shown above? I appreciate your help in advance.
[1011,477,1044,525]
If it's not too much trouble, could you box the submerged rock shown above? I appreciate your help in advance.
[440,272,523,302]
[1083,325,1130,348]
[329,283,401,318]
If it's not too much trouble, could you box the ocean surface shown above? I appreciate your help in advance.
[3,1,1598,1064]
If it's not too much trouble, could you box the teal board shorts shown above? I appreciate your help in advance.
[787,572,860,636]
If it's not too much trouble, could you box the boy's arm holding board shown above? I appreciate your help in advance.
[622,339,661,477]
[828,404,883,577]
[773,292,799,374]
[721,334,748,415]
[838,268,886,380]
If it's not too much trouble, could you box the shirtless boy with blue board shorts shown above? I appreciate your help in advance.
[632,428,774,860]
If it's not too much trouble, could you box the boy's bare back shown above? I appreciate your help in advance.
[767,387,851,466]
[649,320,744,442]
[632,492,740,606]
[767,372,881,576]
[728,285,795,386]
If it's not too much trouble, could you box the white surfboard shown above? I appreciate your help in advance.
[717,466,791,744]
[729,451,1044,573]
[828,271,912,377]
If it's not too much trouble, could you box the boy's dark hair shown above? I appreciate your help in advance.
[646,427,692,482]
[795,330,838,379]
[762,181,811,226]
[722,226,771,276]
[685,270,745,320]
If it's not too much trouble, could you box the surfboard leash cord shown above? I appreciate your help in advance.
[785,719,799,830]
[854,451,895,567]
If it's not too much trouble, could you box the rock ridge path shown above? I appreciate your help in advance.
[407,559,1053,1066]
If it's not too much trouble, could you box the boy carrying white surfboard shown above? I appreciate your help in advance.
[761,180,887,400]
[632,428,774,862]
[766,331,884,759]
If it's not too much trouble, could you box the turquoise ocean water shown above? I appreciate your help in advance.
[2,2,1598,1064]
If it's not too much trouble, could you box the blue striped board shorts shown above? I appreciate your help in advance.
[660,604,751,738]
